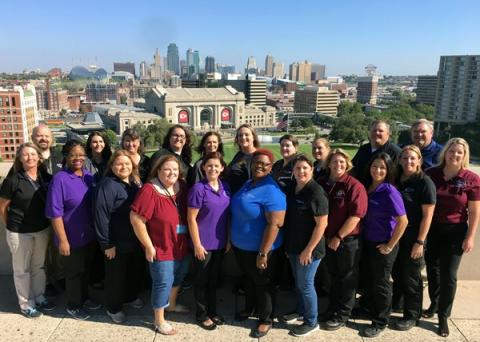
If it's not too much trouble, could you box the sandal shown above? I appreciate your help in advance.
[251,323,272,338]
[198,318,217,331]
[210,315,225,326]
[155,321,177,335]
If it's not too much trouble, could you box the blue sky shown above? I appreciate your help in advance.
[1,0,479,75]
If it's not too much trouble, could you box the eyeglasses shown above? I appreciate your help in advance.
[172,134,186,140]
[253,161,272,168]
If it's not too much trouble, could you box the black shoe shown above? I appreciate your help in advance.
[251,323,272,338]
[291,323,319,337]
[210,315,225,326]
[438,317,449,337]
[422,304,437,318]
[279,312,302,323]
[394,319,418,331]
[363,324,385,338]
[323,318,346,331]
[198,318,217,331]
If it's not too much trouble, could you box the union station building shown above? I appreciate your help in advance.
[144,86,245,130]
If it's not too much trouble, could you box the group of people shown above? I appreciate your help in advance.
[0,119,478,339]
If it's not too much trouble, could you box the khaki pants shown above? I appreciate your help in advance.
[6,228,49,310]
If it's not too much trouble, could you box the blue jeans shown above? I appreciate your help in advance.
[288,253,321,326]
[149,257,190,309]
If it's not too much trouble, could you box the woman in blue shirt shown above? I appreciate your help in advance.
[231,149,286,338]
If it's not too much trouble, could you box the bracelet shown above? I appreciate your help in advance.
[258,252,268,258]
[415,239,425,245]
[335,233,343,241]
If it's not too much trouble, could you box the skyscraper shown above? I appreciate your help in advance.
[416,75,437,105]
[113,62,136,77]
[289,63,298,81]
[289,61,311,83]
[205,56,216,73]
[435,55,480,124]
[265,55,274,77]
[151,48,162,80]
[167,43,180,75]
[186,48,200,75]
[272,62,284,78]
[246,56,257,74]
[139,61,149,79]
[311,63,326,81]
[294,86,339,115]
[357,75,379,105]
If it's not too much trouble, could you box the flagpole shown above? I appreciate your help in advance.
[286,112,289,134]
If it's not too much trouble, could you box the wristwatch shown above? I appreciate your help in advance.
[415,239,425,245]
[258,251,268,258]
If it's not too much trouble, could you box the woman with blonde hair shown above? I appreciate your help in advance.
[392,145,436,331]
[424,138,480,337]
[0,143,54,317]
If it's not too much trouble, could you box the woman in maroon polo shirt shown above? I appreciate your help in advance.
[424,138,480,337]
[316,148,368,331]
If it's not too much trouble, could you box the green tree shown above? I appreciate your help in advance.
[132,119,172,149]
[329,112,368,145]
[103,129,119,148]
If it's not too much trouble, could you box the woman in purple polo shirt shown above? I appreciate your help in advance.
[187,151,230,330]
[361,152,408,338]
[424,138,480,337]
[45,140,100,321]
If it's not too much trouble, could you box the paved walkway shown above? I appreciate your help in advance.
[1,276,479,341]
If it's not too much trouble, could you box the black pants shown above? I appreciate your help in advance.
[233,246,278,325]
[193,249,224,321]
[104,249,144,313]
[425,223,466,318]
[392,227,424,320]
[61,243,94,310]
[325,236,361,322]
[363,241,398,328]
[45,227,64,284]
[90,241,105,286]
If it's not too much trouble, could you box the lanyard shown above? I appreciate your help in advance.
[157,180,182,221]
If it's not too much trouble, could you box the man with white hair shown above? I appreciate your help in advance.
[409,119,443,169]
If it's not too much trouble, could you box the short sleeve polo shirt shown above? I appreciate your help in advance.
[397,174,436,228]
[231,175,286,252]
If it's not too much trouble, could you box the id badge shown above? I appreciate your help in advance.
[176,224,187,234]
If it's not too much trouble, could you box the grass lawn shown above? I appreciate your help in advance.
[148,143,358,164]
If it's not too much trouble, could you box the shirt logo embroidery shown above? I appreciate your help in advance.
[335,189,345,199]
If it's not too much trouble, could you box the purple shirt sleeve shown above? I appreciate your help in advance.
[188,182,204,209]
[45,172,64,219]
[388,186,406,218]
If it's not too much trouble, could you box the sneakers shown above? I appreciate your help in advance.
[124,298,143,309]
[291,323,319,337]
[324,317,346,331]
[107,310,126,323]
[37,299,56,311]
[21,307,43,318]
[83,299,102,310]
[363,324,386,338]
[280,312,303,323]
[66,308,90,320]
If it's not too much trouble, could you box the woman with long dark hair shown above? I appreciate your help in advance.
[361,152,408,337]
[272,134,299,192]
[85,131,112,183]
[188,131,224,186]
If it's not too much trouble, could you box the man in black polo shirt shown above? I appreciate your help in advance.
[351,120,401,185]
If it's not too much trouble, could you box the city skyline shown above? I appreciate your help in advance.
[1,0,479,75]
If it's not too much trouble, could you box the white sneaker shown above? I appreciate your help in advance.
[124,298,143,309]
[107,310,126,323]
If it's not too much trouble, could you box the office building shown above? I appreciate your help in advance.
[246,56,257,74]
[265,55,274,77]
[222,78,267,106]
[116,111,160,134]
[289,61,312,83]
[86,83,118,102]
[139,61,149,79]
[167,43,180,75]
[114,62,136,77]
[186,48,200,75]
[151,48,162,80]
[289,63,298,82]
[272,62,284,78]
[357,75,379,105]
[294,86,339,115]
[205,56,216,73]
[0,84,39,160]
[416,75,438,105]
[435,55,480,124]
[311,63,326,81]
[144,85,245,130]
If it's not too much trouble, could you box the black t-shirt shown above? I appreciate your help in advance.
[227,151,253,195]
[284,179,329,259]
[0,170,51,233]
[272,158,296,193]
[397,173,436,228]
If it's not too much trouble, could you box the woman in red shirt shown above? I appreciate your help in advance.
[424,138,480,337]
[130,155,190,335]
